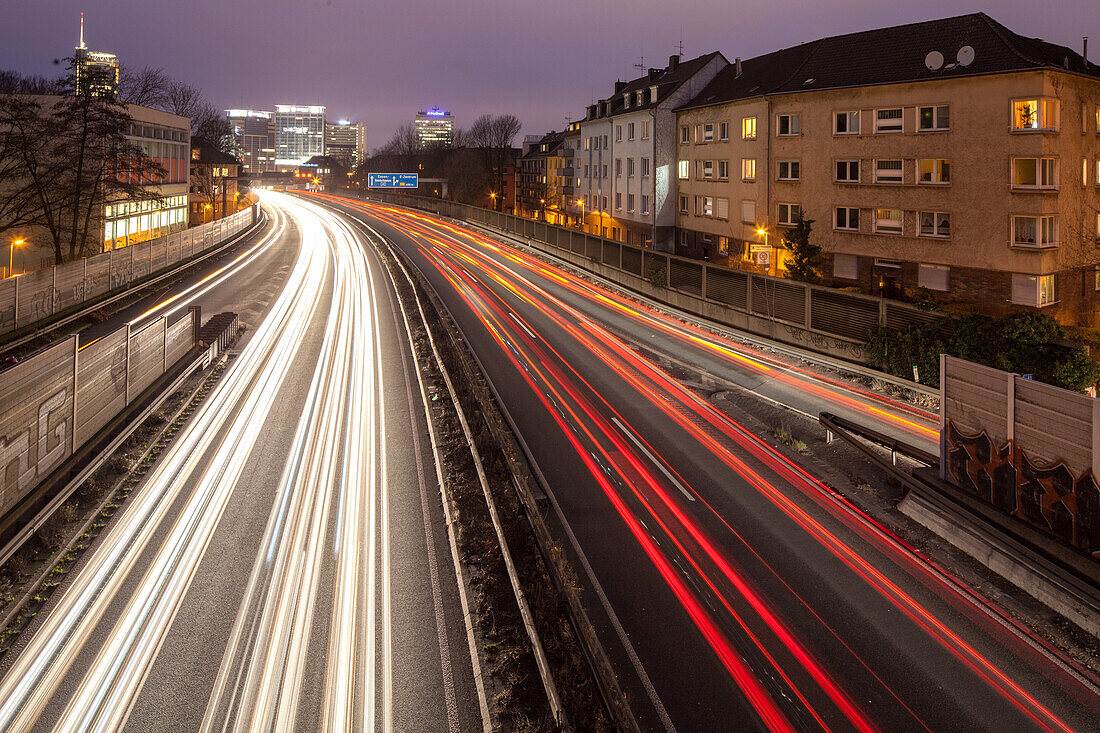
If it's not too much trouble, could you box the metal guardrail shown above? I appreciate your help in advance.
[820,412,938,466]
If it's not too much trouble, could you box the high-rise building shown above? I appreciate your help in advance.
[415,108,455,149]
[274,104,326,170]
[226,109,276,173]
[73,13,119,98]
[324,118,366,168]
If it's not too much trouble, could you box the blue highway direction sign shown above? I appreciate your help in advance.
[367,173,419,188]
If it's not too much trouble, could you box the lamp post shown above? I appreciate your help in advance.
[489,191,497,211]
[8,239,23,278]
[576,198,585,231]
[539,198,545,221]
[756,226,777,276]
[204,204,212,224]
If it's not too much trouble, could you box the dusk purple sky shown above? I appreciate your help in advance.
[2,1,1095,150]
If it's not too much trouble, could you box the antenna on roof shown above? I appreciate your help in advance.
[633,56,645,74]
[678,27,684,57]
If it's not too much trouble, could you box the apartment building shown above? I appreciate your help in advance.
[675,13,1100,325]
[516,131,564,219]
[576,53,727,250]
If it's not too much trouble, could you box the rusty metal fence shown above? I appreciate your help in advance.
[364,193,940,354]
[0,310,198,519]
[0,206,257,340]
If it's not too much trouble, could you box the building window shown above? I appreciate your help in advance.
[741,199,756,223]
[1012,98,1058,131]
[601,196,608,210]
[874,159,903,184]
[641,195,650,214]
[919,105,950,131]
[1012,215,1058,248]
[678,195,688,213]
[700,123,715,142]
[833,254,858,280]
[616,193,623,210]
[718,160,729,180]
[741,158,756,181]
[1011,157,1057,189]
[777,160,800,181]
[678,160,689,179]
[1040,275,1055,305]
[918,264,950,291]
[835,207,859,231]
[742,117,757,140]
[680,125,690,143]
[627,194,635,212]
[628,122,635,140]
[616,158,622,177]
[777,202,799,226]
[716,197,729,219]
[641,157,650,176]
[875,108,903,133]
[777,113,800,136]
[835,160,860,183]
[698,196,713,216]
[874,208,903,235]
[918,159,951,185]
[627,158,635,176]
[919,211,951,238]
[835,110,860,134]
[603,135,608,149]
[615,125,622,142]
[602,164,608,178]
[641,120,650,139]
[719,122,729,140]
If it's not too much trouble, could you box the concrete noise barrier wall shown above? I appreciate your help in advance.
[940,355,1100,558]
[0,309,197,520]
[0,206,256,340]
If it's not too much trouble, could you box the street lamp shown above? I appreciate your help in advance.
[204,204,212,224]
[489,191,497,211]
[576,198,585,230]
[8,239,23,278]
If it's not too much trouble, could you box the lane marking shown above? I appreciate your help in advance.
[611,417,695,502]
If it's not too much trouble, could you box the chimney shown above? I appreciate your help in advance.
[614,80,626,93]
[735,57,742,77]
[668,54,680,70]
[1084,37,1089,66]
[648,67,660,80]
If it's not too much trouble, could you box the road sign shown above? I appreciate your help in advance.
[367,173,419,189]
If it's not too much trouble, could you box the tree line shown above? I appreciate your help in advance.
[0,63,229,265]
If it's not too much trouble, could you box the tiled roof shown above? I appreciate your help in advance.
[585,51,728,119]
[680,12,1099,111]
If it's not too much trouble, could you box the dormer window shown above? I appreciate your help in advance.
[636,90,644,105]
[650,85,658,103]
[623,93,630,108]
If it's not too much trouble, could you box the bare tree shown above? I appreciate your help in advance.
[467,114,521,209]
[164,79,205,121]
[119,65,171,108]
[0,69,66,95]
[0,95,52,238]
[379,123,419,156]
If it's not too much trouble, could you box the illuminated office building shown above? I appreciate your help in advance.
[415,108,455,149]
[73,13,119,98]
[274,104,326,170]
[226,109,276,173]
[324,118,366,167]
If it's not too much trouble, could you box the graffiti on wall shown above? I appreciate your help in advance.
[946,420,1100,558]
[0,388,69,510]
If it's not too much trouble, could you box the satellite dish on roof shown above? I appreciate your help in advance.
[957,46,975,66]
[925,51,944,70]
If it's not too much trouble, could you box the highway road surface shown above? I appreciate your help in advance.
[0,192,480,732]
[309,192,1100,733]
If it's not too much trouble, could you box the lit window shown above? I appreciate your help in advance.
[1012,99,1058,131]
[918,211,951,238]
[875,108,903,133]
[918,159,951,185]
[742,117,757,140]
[1040,275,1055,305]
[741,158,756,181]
[874,159,903,184]
[835,110,860,134]
[919,105,950,131]
[874,208,903,234]
[678,160,689,179]
[835,160,860,183]
[777,114,800,136]
[777,202,799,226]
[1011,157,1057,189]
[1012,215,1058,248]
[777,160,800,181]
[835,207,859,231]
